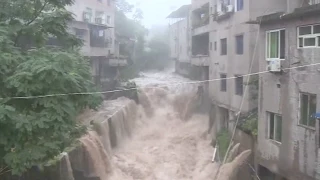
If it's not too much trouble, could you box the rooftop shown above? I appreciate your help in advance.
[167,4,191,19]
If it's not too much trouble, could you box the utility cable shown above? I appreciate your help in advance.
[1,62,320,100]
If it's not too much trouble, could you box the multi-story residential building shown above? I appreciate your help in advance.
[168,5,192,77]
[168,2,211,112]
[168,2,210,82]
[66,0,127,86]
[209,0,283,134]
[190,0,210,82]
[247,0,320,179]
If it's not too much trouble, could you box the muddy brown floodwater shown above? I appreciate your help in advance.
[106,70,219,180]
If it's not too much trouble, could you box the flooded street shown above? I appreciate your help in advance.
[107,70,219,180]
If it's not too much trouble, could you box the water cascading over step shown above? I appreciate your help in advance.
[6,75,208,180]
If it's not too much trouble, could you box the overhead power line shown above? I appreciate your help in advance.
[1,62,320,100]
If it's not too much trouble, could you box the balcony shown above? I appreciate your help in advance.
[83,12,92,23]
[192,22,210,36]
[192,2,209,30]
[192,14,209,29]
[191,55,210,66]
[213,3,234,22]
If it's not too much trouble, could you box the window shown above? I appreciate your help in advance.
[98,30,104,37]
[220,74,227,92]
[300,93,317,127]
[210,42,213,50]
[95,11,105,24]
[235,34,244,54]
[214,41,217,51]
[220,38,227,55]
[266,29,285,60]
[268,112,282,142]
[235,75,243,96]
[84,8,93,22]
[235,0,244,11]
[74,28,86,39]
[298,24,320,48]
[107,16,111,24]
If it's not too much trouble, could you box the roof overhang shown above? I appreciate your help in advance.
[246,4,320,25]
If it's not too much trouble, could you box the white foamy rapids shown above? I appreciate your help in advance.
[134,70,198,95]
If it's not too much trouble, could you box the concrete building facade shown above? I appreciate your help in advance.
[209,0,284,134]
[66,0,127,87]
[66,0,115,57]
[248,1,320,179]
[168,2,210,81]
[168,5,192,77]
[168,5,193,78]
[190,0,210,82]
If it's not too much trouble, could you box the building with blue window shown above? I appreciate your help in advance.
[248,0,320,179]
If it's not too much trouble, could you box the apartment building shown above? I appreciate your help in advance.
[190,0,210,82]
[168,5,192,77]
[209,0,283,134]
[168,1,210,81]
[247,1,320,179]
[66,0,127,86]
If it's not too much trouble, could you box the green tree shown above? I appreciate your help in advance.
[142,34,170,70]
[0,0,102,175]
[115,0,148,80]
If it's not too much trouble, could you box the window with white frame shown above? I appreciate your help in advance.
[267,112,282,142]
[298,24,320,48]
[266,29,285,60]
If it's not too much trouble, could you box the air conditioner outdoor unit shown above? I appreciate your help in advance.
[227,5,233,12]
[267,59,281,72]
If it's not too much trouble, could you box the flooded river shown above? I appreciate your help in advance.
[106,70,219,180]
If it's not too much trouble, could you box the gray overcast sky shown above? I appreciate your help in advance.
[127,0,191,28]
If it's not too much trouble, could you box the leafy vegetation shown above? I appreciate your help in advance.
[115,0,170,80]
[0,0,102,175]
[217,128,231,161]
[247,75,259,101]
[237,109,258,137]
